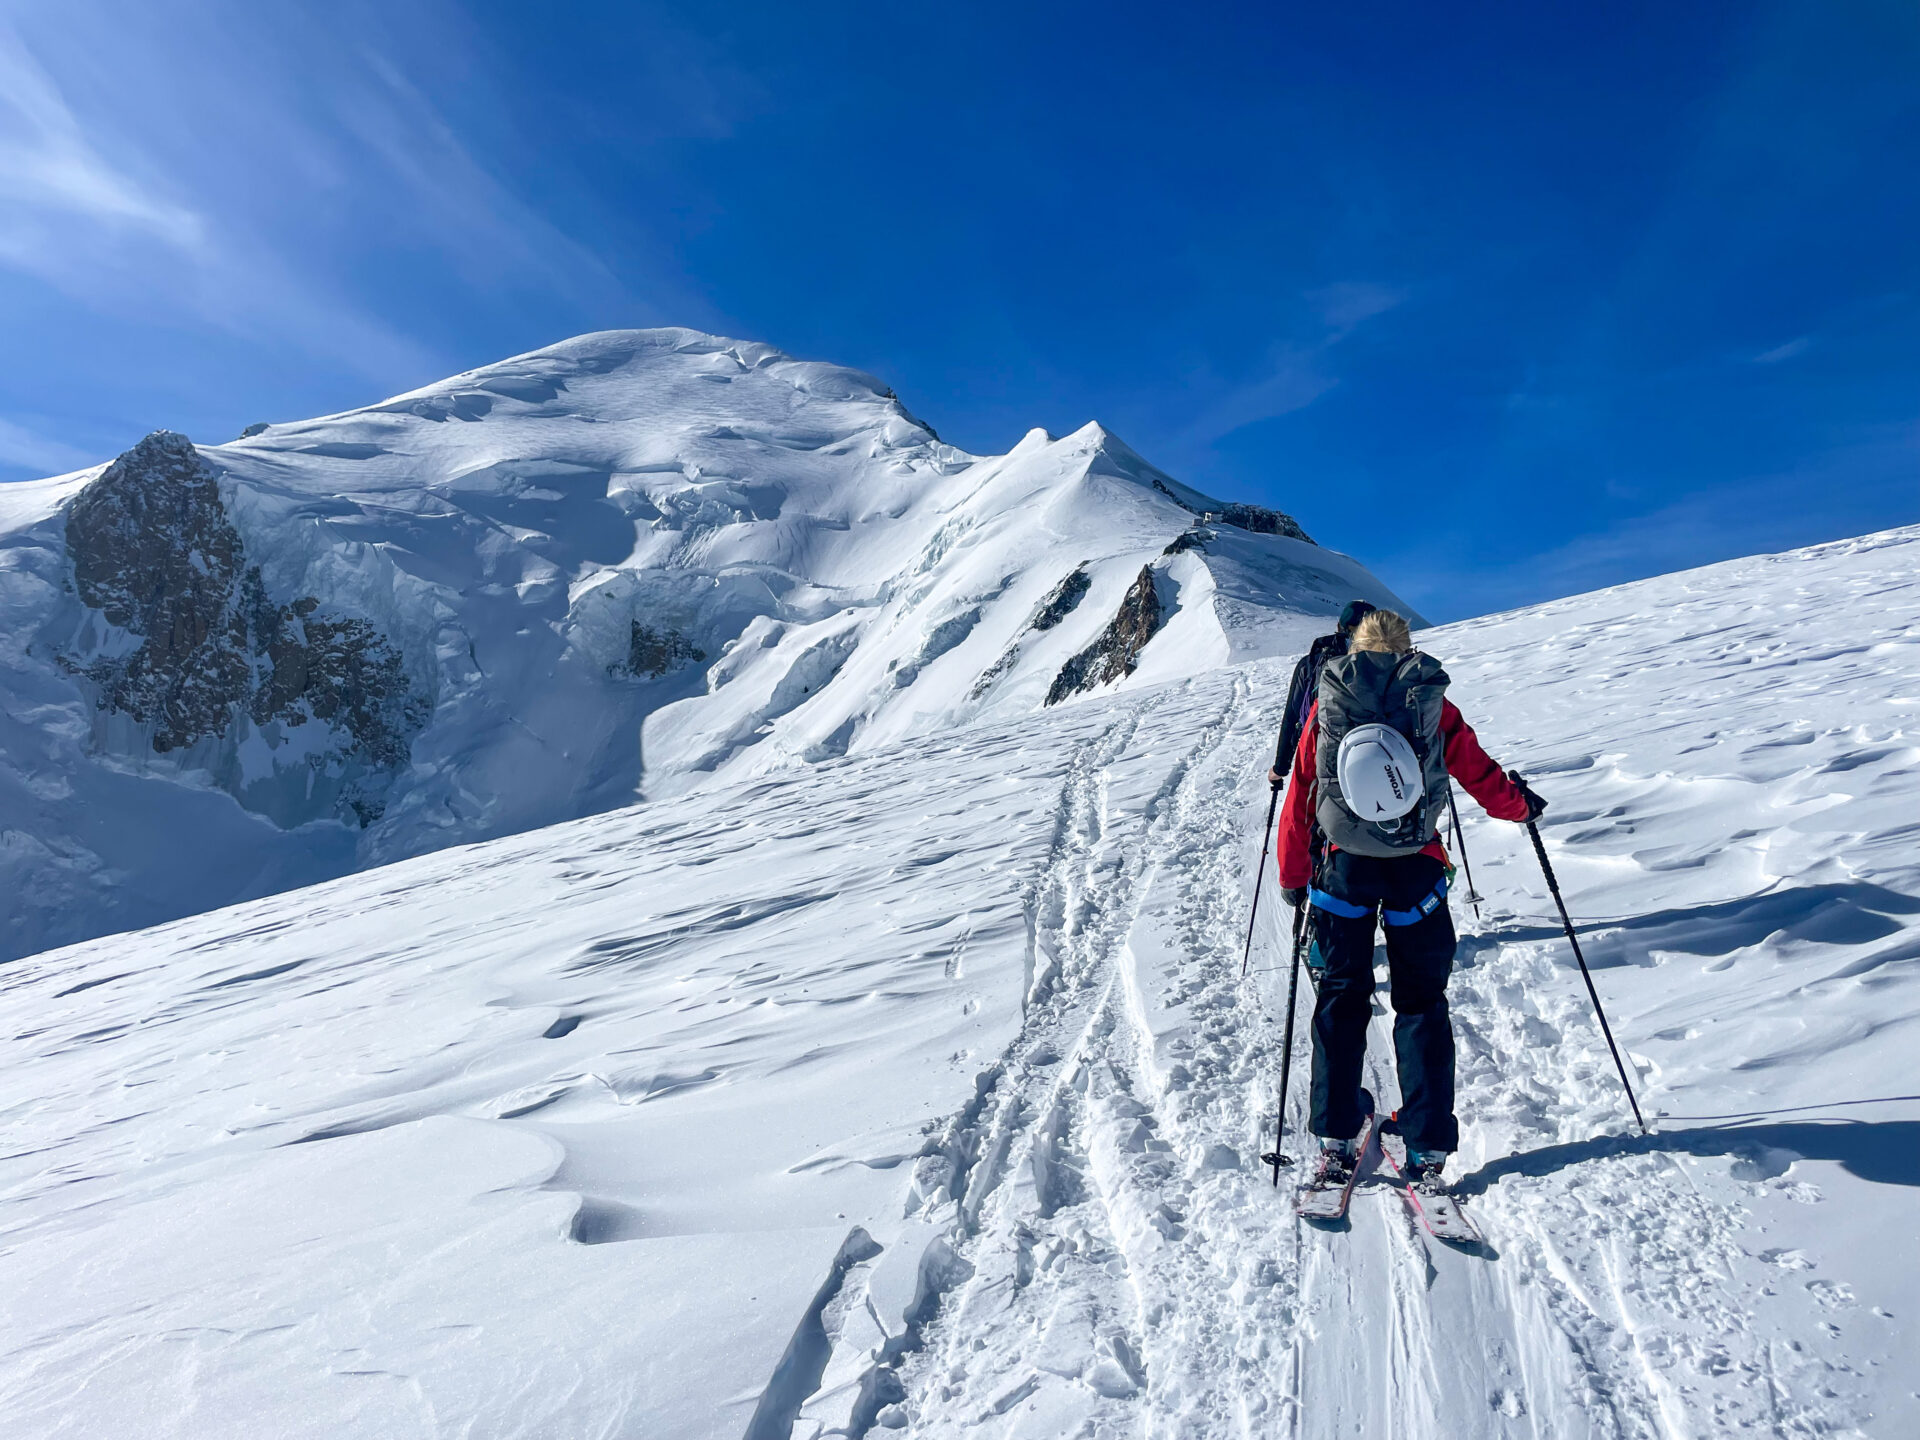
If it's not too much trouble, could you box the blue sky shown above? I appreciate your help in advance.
[2,1,1915,620]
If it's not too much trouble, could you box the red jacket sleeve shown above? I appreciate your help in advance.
[1441,701,1529,821]
[1276,701,1318,888]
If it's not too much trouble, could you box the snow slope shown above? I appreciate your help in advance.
[3,524,1917,1438]
[0,329,1411,962]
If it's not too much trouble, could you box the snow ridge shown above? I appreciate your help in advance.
[0,328,1412,961]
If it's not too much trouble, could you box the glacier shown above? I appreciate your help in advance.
[0,328,1411,962]
[2,521,1915,1437]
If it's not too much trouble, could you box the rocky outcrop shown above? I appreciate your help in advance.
[612,621,707,679]
[1214,501,1312,543]
[1150,479,1313,544]
[1030,566,1091,630]
[245,584,425,779]
[966,565,1094,701]
[66,431,254,752]
[1162,527,1206,556]
[966,645,1018,700]
[63,431,428,826]
[1045,565,1163,705]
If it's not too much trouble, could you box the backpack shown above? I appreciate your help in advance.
[1277,632,1345,770]
[1314,649,1451,857]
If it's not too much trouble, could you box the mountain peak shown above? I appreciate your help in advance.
[1058,420,1316,545]
[0,332,1403,959]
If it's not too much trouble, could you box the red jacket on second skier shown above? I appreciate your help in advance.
[1275,697,1530,889]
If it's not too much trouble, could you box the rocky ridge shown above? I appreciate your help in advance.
[1045,565,1165,705]
[60,431,428,826]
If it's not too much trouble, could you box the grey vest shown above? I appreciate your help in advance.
[1315,650,1451,858]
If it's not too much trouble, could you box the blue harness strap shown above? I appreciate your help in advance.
[1309,876,1450,927]
[1307,887,1372,919]
[1382,875,1450,927]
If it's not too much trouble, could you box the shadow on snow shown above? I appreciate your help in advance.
[1457,879,1920,974]
[1455,1116,1920,1196]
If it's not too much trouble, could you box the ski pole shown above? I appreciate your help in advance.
[1447,784,1483,923]
[1264,902,1309,1183]
[1239,784,1283,978]
[1524,818,1648,1135]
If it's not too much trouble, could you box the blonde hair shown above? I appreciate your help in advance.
[1350,609,1413,654]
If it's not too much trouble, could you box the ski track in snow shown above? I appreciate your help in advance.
[4,526,1918,1438]
[821,526,1920,1439]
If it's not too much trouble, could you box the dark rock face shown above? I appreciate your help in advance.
[1046,565,1163,706]
[63,431,428,826]
[1162,527,1206,556]
[613,621,706,679]
[66,431,254,752]
[1215,502,1312,543]
[966,645,1018,700]
[1030,566,1091,631]
[967,564,1094,700]
[246,583,427,781]
[1150,479,1314,544]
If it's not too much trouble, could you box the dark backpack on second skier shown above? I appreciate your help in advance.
[1269,600,1376,789]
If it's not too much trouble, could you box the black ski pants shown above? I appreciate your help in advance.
[1308,849,1460,1153]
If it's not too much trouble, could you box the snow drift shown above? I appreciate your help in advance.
[3,523,1916,1437]
[0,328,1412,961]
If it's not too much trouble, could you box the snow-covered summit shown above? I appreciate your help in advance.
[0,329,1411,960]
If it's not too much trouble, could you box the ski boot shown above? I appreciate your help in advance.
[1308,1135,1360,1189]
[1304,934,1329,982]
[1295,1090,1376,1221]
[1404,1147,1452,1197]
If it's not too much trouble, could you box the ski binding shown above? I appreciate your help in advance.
[1377,1132,1483,1244]
[1294,1110,1377,1221]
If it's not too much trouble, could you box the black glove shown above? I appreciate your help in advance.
[1508,769,1548,823]
[1281,886,1308,909]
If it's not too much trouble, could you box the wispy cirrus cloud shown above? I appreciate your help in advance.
[0,2,712,393]
[1397,418,1920,623]
[1180,346,1339,447]
[1752,336,1811,365]
[1306,281,1404,337]
[0,25,203,263]
[0,415,99,477]
[1177,283,1405,448]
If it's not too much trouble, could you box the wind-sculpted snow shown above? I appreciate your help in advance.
[0,328,1409,960]
[3,523,1916,1437]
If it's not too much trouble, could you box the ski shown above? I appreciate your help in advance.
[1294,1108,1377,1221]
[1377,1131,1482,1244]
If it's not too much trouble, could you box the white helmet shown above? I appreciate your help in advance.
[1336,723,1422,821]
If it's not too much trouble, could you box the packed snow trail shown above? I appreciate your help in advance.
[871,664,1627,1439]
[4,526,1917,1437]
